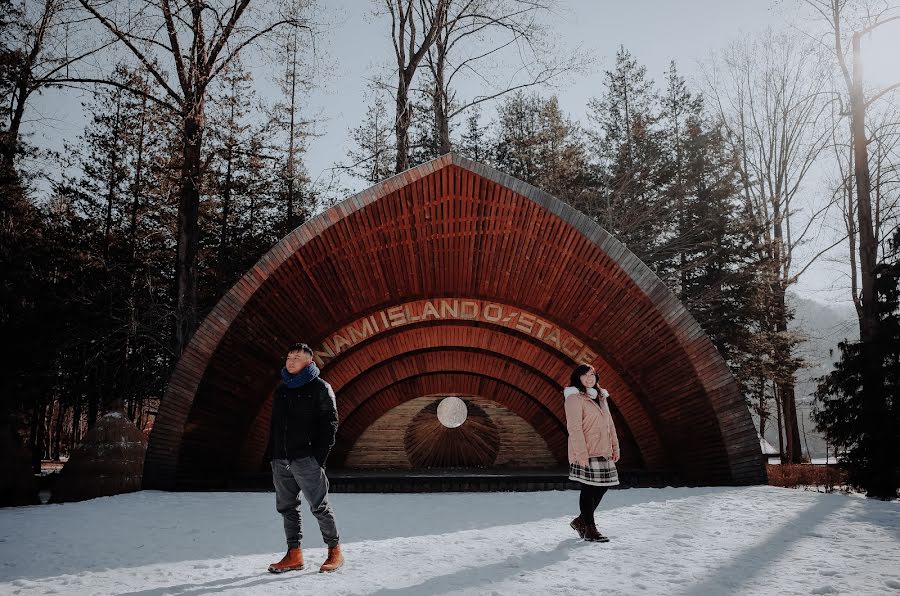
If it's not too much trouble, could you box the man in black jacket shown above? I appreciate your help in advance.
[267,342,344,574]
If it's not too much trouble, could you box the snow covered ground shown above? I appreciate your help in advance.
[1,486,898,595]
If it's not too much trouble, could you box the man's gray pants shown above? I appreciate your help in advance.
[271,456,340,548]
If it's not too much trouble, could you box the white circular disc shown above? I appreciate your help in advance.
[436,396,468,428]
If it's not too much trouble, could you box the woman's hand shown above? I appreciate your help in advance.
[611,451,620,463]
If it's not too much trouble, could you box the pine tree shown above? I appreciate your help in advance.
[659,62,702,287]
[51,64,174,450]
[348,87,396,184]
[587,46,668,270]
[492,92,588,204]
[204,62,282,300]
[814,228,900,498]
[205,62,254,295]
[458,106,488,163]
[655,63,762,406]
[408,85,442,167]
[492,91,544,183]
[0,142,59,471]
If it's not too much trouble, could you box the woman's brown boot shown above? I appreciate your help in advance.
[268,546,304,573]
[570,516,586,538]
[583,522,610,543]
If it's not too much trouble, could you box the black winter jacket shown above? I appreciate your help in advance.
[269,377,338,466]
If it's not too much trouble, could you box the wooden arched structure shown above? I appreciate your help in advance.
[144,154,765,489]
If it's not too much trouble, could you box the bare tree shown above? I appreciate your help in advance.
[423,0,579,154]
[825,97,900,312]
[380,0,450,173]
[704,30,838,464]
[0,0,108,173]
[73,0,317,355]
[804,0,900,340]
[802,0,900,497]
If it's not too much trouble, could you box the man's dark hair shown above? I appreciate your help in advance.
[288,342,314,357]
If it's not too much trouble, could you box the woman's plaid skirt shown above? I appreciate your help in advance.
[569,456,620,487]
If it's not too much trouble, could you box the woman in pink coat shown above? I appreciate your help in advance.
[564,363,620,542]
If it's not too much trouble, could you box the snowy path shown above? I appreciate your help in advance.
[1,486,898,595]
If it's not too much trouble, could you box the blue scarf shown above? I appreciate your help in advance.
[281,362,320,389]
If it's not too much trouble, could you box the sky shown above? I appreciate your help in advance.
[24,0,900,307]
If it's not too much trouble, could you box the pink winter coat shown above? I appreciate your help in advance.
[564,386,620,465]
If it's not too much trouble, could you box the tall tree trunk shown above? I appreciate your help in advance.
[248,193,257,241]
[778,376,803,463]
[849,32,891,497]
[845,119,861,319]
[285,26,298,230]
[395,75,412,173]
[1,0,59,174]
[135,396,144,430]
[774,381,784,460]
[389,0,448,173]
[122,91,148,423]
[850,39,880,346]
[217,144,233,290]
[774,288,802,464]
[1,76,29,173]
[71,398,82,449]
[52,401,64,460]
[757,378,767,440]
[174,105,204,356]
[42,401,52,460]
[103,93,123,260]
[87,387,99,430]
[771,188,802,463]
[29,399,45,473]
[129,93,148,262]
[1,19,38,173]
[432,32,450,155]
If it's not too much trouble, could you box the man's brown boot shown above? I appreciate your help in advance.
[268,546,304,573]
[319,544,344,573]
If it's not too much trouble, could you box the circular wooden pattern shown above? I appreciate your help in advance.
[404,398,500,468]
[344,394,560,469]
[144,153,766,489]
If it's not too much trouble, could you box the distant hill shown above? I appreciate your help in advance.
[754,292,858,459]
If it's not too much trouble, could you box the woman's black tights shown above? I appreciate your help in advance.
[579,485,608,523]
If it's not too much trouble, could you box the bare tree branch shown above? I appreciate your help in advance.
[76,0,183,104]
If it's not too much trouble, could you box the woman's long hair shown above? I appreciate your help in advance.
[569,363,598,394]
